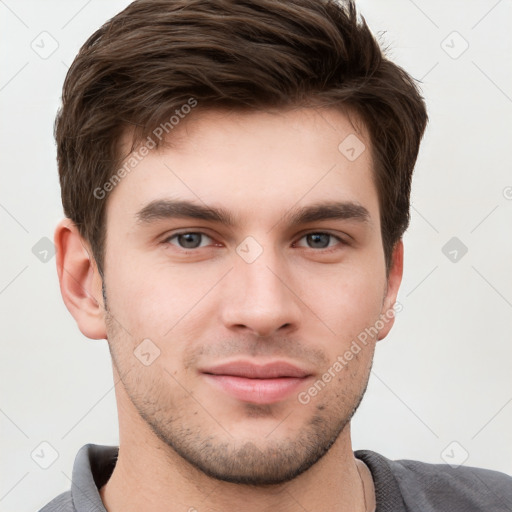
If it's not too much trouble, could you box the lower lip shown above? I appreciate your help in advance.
[203,374,309,404]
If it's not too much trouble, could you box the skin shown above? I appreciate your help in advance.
[55,106,403,512]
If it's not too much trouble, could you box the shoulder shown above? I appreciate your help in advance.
[37,443,117,512]
[38,490,74,512]
[365,450,512,512]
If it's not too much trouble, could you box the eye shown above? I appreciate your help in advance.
[295,232,345,250]
[165,232,214,249]
[162,231,346,252]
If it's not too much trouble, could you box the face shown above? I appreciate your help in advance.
[101,107,400,485]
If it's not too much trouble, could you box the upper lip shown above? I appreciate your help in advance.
[200,360,312,379]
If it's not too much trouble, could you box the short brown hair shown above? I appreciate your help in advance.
[55,0,428,276]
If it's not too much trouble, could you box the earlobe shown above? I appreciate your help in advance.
[377,240,404,341]
[54,218,107,340]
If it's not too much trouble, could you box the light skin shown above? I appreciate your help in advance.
[55,106,403,512]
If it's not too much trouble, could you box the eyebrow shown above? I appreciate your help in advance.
[135,199,370,228]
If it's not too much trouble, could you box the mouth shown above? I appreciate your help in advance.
[200,360,313,404]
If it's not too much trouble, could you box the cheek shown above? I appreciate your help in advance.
[309,264,386,338]
[106,254,218,335]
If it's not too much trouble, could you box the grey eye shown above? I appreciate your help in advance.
[305,233,332,249]
[169,232,212,249]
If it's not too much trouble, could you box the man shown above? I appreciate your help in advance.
[41,0,512,510]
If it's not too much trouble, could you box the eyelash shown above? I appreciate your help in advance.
[162,231,348,253]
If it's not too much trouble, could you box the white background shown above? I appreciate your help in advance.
[1,1,511,510]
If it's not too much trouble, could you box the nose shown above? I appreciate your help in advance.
[219,244,302,338]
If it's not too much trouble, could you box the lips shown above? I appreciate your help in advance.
[201,361,311,379]
[200,360,313,404]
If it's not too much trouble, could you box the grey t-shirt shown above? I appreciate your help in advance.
[38,443,512,511]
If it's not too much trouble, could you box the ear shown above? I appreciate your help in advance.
[377,240,404,341]
[54,218,107,340]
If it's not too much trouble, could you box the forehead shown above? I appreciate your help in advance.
[107,107,378,231]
